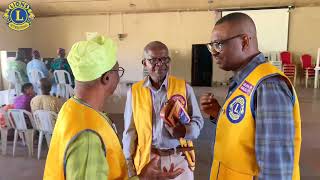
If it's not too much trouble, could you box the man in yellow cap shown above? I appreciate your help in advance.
[43,36,184,180]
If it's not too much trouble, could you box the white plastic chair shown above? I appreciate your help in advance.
[7,109,36,157]
[33,110,57,160]
[28,69,45,95]
[6,70,23,102]
[0,108,12,155]
[54,70,74,99]
[314,48,320,88]
[269,51,282,70]
[0,108,26,155]
[55,84,74,99]
[0,107,28,154]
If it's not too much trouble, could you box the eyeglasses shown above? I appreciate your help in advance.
[145,57,171,66]
[207,34,245,54]
[109,66,125,78]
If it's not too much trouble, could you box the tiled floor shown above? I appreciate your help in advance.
[0,85,319,180]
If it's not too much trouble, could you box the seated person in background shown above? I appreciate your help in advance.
[0,104,14,128]
[31,78,65,114]
[51,48,74,86]
[27,50,49,80]
[13,83,35,129]
[0,104,15,140]
[6,51,29,83]
[13,83,35,112]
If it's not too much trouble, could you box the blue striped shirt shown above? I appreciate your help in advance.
[227,53,295,179]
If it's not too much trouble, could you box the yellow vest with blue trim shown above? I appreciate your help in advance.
[131,75,187,174]
[210,63,301,180]
[43,98,128,180]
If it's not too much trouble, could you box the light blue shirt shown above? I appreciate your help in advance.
[122,75,204,176]
[27,59,49,80]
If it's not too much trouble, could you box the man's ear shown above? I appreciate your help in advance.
[242,35,250,51]
[100,73,109,85]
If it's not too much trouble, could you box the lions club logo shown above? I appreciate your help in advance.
[3,1,35,31]
[226,95,246,123]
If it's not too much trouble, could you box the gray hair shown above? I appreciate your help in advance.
[143,41,169,59]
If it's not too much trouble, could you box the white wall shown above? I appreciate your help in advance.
[29,12,221,82]
[0,13,33,51]
[223,8,290,54]
[2,7,320,88]
[0,11,232,87]
[288,6,320,64]
[0,12,33,89]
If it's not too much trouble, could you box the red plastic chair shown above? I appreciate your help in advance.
[280,51,296,85]
[280,51,292,64]
[300,54,315,88]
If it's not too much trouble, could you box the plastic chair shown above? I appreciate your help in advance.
[28,69,45,95]
[280,51,297,85]
[314,48,320,88]
[6,70,23,102]
[0,108,13,155]
[33,110,57,160]
[300,54,315,88]
[280,51,292,64]
[56,84,74,99]
[0,106,26,155]
[53,70,74,99]
[269,51,282,70]
[7,109,36,157]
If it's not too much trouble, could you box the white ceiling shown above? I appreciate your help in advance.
[1,0,320,17]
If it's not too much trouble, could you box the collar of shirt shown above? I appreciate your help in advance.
[229,53,266,92]
[143,74,169,93]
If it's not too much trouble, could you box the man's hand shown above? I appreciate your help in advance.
[200,93,221,119]
[162,163,185,179]
[172,122,186,138]
[164,122,186,138]
[138,155,184,180]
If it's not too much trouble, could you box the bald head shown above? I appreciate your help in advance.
[210,12,260,71]
[216,12,257,40]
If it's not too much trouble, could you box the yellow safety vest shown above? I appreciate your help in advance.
[210,63,301,180]
[131,75,188,174]
[43,98,128,180]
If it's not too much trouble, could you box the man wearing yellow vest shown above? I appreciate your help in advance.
[122,41,204,180]
[200,13,301,180]
[43,36,185,180]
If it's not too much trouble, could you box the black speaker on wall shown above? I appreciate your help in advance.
[191,44,212,86]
